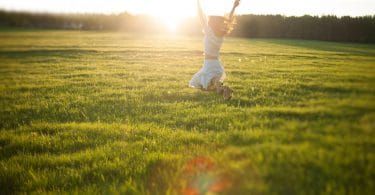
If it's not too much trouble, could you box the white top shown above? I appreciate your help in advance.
[203,25,223,57]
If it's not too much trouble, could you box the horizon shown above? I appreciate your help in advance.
[0,0,374,17]
[1,0,374,32]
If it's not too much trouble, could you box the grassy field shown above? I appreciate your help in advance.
[0,30,374,194]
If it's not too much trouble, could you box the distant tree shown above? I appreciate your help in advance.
[0,10,374,43]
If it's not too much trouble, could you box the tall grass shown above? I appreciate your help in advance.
[0,31,374,194]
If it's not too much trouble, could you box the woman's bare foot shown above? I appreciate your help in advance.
[222,85,233,100]
[216,84,233,100]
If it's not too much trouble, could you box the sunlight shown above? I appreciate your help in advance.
[149,0,239,33]
[161,17,180,32]
[156,13,185,33]
[1,0,375,17]
[150,0,235,32]
[148,0,195,33]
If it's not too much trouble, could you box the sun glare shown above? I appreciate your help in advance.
[143,0,195,33]
[162,17,180,32]
[152,0,237,32]
[158,16,183,32]
[1,0,374,18]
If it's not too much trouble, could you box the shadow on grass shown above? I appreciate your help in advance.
[0,49,100,59]
[261,39,375,56]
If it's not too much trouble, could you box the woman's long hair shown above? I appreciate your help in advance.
[208,15,237,37]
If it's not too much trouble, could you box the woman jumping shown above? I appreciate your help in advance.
[189,0,240,100]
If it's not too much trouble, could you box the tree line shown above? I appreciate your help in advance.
[1,10,374,43]
[0,11,165,33]
[232,14,375,43]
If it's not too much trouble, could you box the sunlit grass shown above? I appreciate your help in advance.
[0,30,374,194]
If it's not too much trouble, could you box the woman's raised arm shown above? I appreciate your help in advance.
[228,0,240,20]
[197,0,208,28]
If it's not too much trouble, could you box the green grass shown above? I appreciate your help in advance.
[0,30,374,194]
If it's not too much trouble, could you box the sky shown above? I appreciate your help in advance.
[0,0,374,17]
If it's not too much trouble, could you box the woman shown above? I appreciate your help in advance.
[189,0,240,100]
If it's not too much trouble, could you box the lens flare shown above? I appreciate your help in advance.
[183,157,231,195]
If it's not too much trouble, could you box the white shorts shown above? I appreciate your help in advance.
[189,59,226,90]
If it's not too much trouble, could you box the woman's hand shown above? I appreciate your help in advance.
[234,0,240,8]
